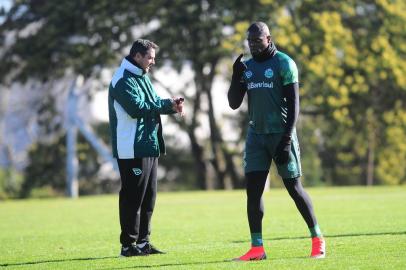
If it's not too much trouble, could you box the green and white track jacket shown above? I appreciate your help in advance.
[108,58,175,158]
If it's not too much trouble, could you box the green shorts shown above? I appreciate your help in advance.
[243,127,302,179]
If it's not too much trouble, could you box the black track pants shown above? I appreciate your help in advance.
[117,157,158,247]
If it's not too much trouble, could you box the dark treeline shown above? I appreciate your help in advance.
[0,0,405,198]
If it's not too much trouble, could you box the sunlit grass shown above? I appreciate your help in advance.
[1,186,405,269]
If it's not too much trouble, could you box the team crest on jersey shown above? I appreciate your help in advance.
[264,68,274,78]
[244,70,253,79]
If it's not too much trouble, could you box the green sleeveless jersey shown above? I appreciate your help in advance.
[242,51,299,134]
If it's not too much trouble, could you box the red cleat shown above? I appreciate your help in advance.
[311,237,326,258]
[233,246,267,261]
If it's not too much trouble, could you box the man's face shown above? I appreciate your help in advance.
[135,48,156,73]
[247,31,271,56]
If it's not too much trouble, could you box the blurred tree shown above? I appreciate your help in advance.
[0,0,286,190]
[272,0,406,185]
[1,0,405,193]
[0,0,146,82]
[143,0,286,189]
[0,168,23,199]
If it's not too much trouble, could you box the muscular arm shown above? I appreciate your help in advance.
[283,82,299,137]
[227,75,247,110]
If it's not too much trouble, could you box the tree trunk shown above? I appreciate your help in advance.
[66,123,79,197]
[366,131,375,186]
[197,66,226,189]
[222,148,242,189]
[188,87,210,189]
[65,79,79,198]
[205,83,226,189]
[152,75,210,189]
[198,62,240,189]
[0,87,8,168]
[188,128,208,189]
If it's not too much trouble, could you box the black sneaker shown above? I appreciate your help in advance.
[138,242,165,254]
[120,244,146,257]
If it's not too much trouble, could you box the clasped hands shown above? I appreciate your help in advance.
[172,97,185,116]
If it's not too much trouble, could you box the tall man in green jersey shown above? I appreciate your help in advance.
[228,22,326,261]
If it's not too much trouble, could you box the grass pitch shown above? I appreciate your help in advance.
[0,186,405,270]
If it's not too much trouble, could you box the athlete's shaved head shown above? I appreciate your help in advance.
[247,22,270,37]
[247,22,272,56]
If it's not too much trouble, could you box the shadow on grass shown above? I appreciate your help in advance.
[99,259,235,270]
[2,231,405,268]
[232,230,406,243]
[1,256,234,269]
[0,256,116,267]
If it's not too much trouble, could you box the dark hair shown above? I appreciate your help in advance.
[129,39,159,57]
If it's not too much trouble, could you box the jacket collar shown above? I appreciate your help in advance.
[120,57,144,76]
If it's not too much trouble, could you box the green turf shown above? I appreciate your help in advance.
[1,186,406,270]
